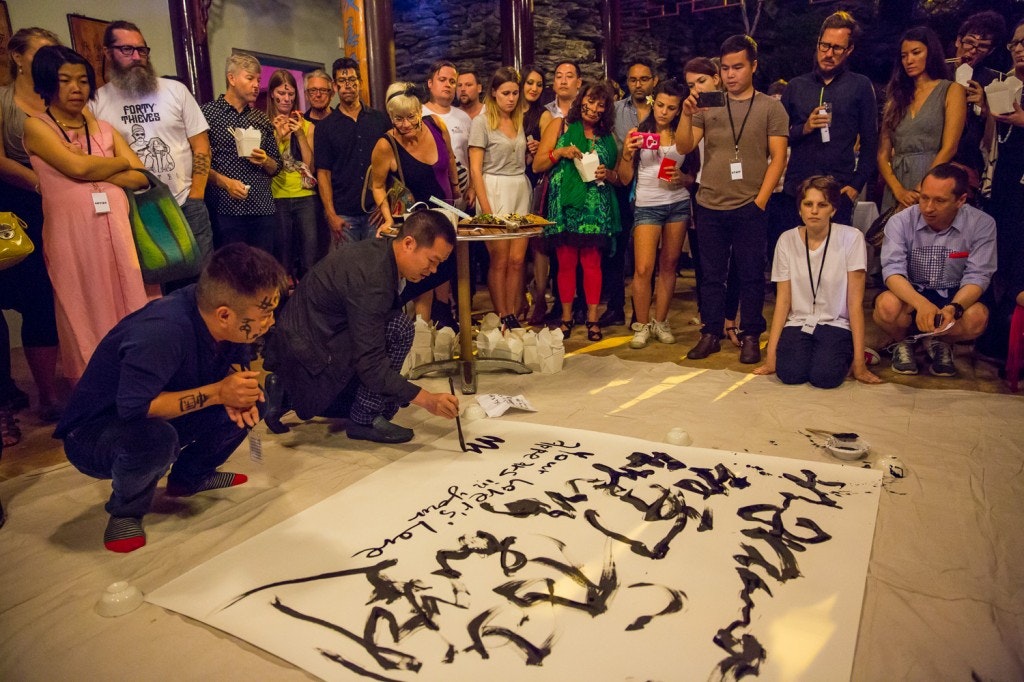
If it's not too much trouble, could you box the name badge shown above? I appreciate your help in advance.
[92,192,111,214]
[820,126,831,143]
[730,161,743,181]
[801,315,820,334]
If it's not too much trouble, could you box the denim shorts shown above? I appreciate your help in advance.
[633,198,691,227]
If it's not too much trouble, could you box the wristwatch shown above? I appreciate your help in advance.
[948,302,964,320]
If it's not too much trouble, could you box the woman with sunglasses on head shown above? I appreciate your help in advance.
[878,26,966,212]
[753,176,880,388]
[266,69,317,281]
[533,79,622,341]
[370,82,460,321]
[22,45,156,385]
[469,67,533,330]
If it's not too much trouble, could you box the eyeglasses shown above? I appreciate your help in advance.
[108,45,151,57]
[959,36,993,53]
[817,41,849,56]
[306,88,332,96]
[627,76,653,85]
[1009,39,1024,51]
[335,76,359,86]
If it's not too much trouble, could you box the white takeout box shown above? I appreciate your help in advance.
[229,126,263,157]
[954,63,973,86]
[573,151,601,183]
[985,77,1023,115]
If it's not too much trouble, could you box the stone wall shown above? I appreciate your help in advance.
[393,0,502,88]
[392,0,607,93]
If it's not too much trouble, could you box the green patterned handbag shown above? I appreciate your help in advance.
[125,169,201,284]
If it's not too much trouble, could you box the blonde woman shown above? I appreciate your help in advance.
[469,67,533,329]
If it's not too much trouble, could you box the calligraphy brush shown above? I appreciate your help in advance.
[448,376,467,452]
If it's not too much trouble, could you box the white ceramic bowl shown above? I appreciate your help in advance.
[95,581,144,618]
[825,436,870,461]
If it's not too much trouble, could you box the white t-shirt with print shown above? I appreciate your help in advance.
[772,223,866,330]
[93,78,209,205]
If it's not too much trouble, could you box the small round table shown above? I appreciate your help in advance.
[408,224,543,393]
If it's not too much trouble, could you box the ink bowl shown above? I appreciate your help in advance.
[825,435,870,461]
[95,580,144,618]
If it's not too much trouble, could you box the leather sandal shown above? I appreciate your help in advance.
[559,319,575,335]
[586,321,603,342]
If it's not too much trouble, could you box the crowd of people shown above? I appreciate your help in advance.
[1,11,1023,542]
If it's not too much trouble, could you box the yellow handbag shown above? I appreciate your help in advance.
[0,212,34,270]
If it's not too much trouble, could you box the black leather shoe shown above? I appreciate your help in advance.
[687,333,721,360]
[739,335,762,364]
[263,373,291,434]
[597,307,626,327]
[347,416,414,444]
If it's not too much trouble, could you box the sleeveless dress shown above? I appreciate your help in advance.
[882,79,952,211]
[28,116,157,380]
[393,116,452,205]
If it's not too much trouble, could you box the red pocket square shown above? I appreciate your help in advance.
[948,251,969,258]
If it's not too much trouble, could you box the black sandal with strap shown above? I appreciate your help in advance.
[586,321,603,342]
[559,319,575,336]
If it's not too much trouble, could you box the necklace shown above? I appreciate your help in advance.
[46,107,86,130]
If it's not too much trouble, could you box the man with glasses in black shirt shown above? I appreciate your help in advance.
[781,12,877,228]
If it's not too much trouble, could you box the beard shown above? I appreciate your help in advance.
[109,61,159,97]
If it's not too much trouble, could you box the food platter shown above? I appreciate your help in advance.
[458,213,554,229]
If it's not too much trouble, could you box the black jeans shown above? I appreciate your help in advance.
[213,213,276,254]
[776,324,853,389]
[63,407,250,518]
[695,202,768,337]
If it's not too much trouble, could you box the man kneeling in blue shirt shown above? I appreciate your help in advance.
[55,245,286,553]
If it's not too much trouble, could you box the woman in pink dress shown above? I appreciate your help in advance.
[22,46,156,383]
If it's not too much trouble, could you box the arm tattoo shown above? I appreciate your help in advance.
[179,391,209,413]
[192,152,210,177]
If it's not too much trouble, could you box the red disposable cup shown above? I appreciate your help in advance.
[658,157,677,181]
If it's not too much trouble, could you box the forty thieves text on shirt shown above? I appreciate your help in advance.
[93,78,208,205]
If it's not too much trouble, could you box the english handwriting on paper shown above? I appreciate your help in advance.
[352,520,438,559]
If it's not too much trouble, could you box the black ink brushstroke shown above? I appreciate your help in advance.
[318,649,403,682]
[222,559,400,610]
[582,484,704,559]
[493,544,618,616]
[432,531,527,579]
[674,463,751,499]
[713,467,846,679]
[479,498,575,519]
[625,450,689,471]
[463,608,554,665]
[271,597,422,673]
[462,435,505,454]
[624,583,687,631]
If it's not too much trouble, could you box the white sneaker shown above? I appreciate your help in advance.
[630,322,651,349]
[651,319,675,344]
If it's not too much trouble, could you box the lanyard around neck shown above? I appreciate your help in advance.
[726,94,755,154]
[46,107,91,156]
[805,225,832,309]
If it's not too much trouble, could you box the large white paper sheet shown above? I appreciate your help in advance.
[148,421,881,681]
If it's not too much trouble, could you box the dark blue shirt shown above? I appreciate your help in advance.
[781,67,878,197]
[55,286,250,438]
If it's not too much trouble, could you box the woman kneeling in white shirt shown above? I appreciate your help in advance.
[754,175,881,387]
